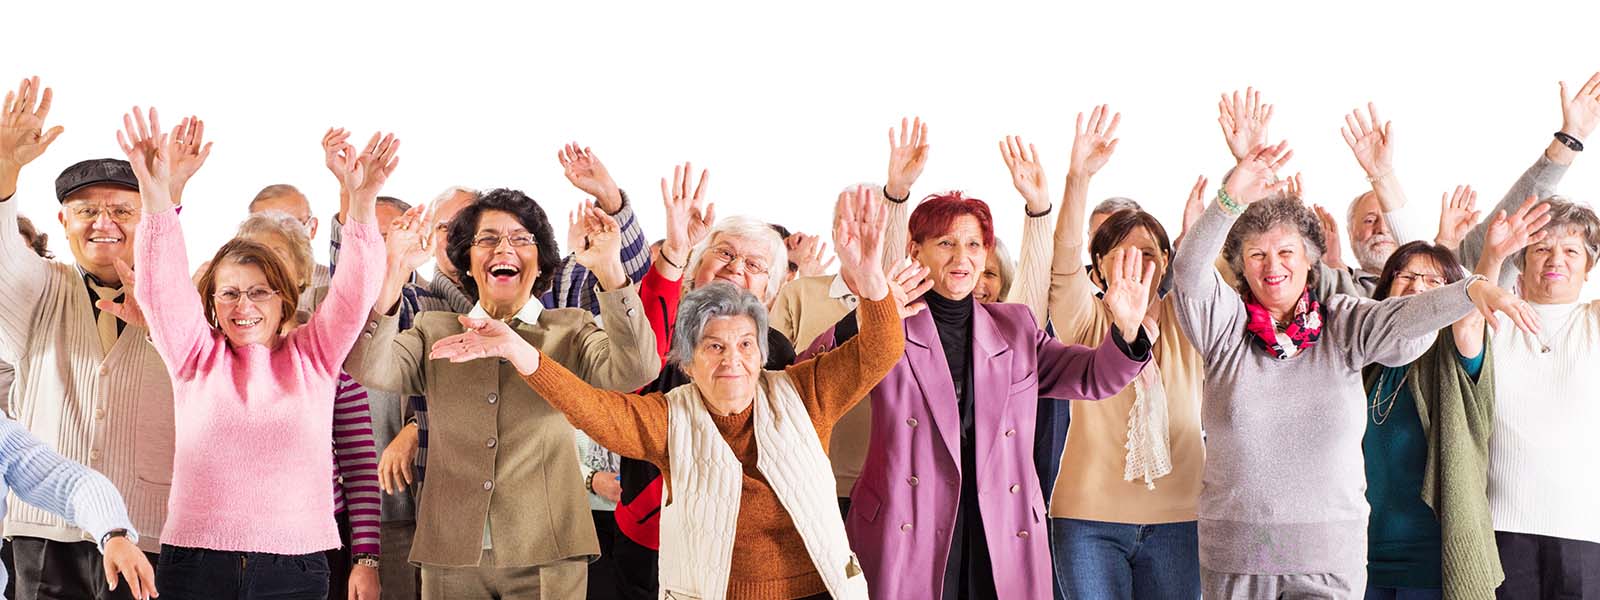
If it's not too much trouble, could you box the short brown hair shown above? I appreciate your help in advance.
[195,238,299,329]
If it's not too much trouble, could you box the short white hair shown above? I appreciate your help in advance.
[430,186,480,211]
[684,215,790,302]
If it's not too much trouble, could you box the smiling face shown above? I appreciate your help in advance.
[1349,192,1397,272]
[211,261,284,348]
[973,251,1006,303]
[467,209,541,314]
[1520,228,1592,304]
[1241,225,1313,320]
[692,233,776,300]
[58,185,142,284]
[685,315,764,411]
[909,214,988,300]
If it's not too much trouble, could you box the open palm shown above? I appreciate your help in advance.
[999,135,1048,211]
[1100,247,1155,339]
[1069,105,1120,176]
[1341,102,1393,178]
[0,77,64,170]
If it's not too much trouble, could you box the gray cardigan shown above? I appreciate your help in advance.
[1171,202,1479,575]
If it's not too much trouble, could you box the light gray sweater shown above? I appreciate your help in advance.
[1172,202,1479,575]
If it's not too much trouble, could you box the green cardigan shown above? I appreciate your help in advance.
[1366,330,1500,600]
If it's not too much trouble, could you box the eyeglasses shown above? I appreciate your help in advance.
[707,246,770,276]
[471,232,538,248]
[213,287,281,304]
[1394,271,1448,287]
[66,203,139,224]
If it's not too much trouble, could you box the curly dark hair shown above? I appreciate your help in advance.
[445,188,561,302]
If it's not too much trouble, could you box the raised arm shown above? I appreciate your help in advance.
[1037,245,1154,400]
[1460,71,1598,283]
[560,209,662,392]
[1455,196,1552,356]
[1049,105,1121,343]
[548,144,650,313]
[882,117,928,267]
[1341,102,1415,243]
[0,77,64,358]
[653,162,714,282]
[301,131,396,373]
[1217,87,1273,164]
[998,135,1053,325]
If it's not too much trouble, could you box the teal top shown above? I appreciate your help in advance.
[1364,348,1484,588]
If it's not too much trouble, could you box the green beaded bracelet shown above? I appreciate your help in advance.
[1217,188,1245,215]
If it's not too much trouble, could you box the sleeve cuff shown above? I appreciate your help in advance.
[1108,324,1153,362]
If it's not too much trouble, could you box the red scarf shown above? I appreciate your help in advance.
[1243,288,1322,359]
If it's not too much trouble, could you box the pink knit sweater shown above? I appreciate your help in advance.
[135,208,384,554]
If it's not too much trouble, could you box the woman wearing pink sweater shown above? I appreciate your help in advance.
[112,108,397,600]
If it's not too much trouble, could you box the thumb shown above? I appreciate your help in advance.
[457,314,491,331]
[40,126,65,149]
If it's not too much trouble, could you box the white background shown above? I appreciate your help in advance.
[8,1,1600,295]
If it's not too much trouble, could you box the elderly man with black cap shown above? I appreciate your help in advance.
[0,77,205,599]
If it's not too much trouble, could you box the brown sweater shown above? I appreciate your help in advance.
[522,296,904,599]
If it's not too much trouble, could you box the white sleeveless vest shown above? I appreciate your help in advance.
[658,372,869,600]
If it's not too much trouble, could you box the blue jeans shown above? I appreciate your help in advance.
[1052,518,1200,600]
[156,545,330,600]
[1364,585,1442,600]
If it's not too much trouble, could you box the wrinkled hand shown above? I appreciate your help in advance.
[885,117,929,200]
[166,116,212,198]
[322,128,353,181]
[330,132,401,203]
[96,260,147,328]
[569,200,623,271]
[349,564,379,600]
[559,143,622,211]
[886,258,933,319]
[1434,185,1482,250]
[1218,87,1273,162]
[592,471,622,504]
[834,185,890,301]
[1341,102,1394,179]
[0,76,64,174]
[1222,142,1294,206]
[1068,105,1120,177]
[999,135,1049,212]
[1483,194,1553,261]
[659,162,714,267]
[378,424,418,494]
[102,536,157,600]
[1313,204,1347,270]
[1100,246,1157,342]
[430,315,541,375]
[386,203,434,274]
[1467,279,1541,337]
[786,233,835,278]
[116,107,176,210]
[1180,175,1209,239]
[1560,71,1600,140]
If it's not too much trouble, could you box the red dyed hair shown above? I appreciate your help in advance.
[908,192,995,247]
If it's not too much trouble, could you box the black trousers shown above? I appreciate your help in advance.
[587,511,621,600]
[1496,531,1600,599]
[610,532,657,600]
[10,536,157,600]
[323,511,353,599]
[156,545,329,600]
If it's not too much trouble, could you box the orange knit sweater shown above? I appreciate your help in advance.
[522,296,902,599]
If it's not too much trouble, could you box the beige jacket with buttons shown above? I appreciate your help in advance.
[344,283,660,568]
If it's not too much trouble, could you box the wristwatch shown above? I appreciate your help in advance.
[100,529,130,546]
[353,553,380,569]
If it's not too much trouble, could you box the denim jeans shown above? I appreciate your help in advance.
[156,545,330,600]
[1051,518,1201,600]
[1365,585,1443,600]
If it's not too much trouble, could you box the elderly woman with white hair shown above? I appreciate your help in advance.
[433,186,901,600]
[1171,142,1536,598]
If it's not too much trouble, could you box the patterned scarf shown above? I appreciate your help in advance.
[1243,287,1322,359]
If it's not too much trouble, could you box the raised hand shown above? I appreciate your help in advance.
[102,534,157,600]
[386,203,434,274]
[430,315,542,375]
[559,143,624,212]
[1285,173,1305,200]
[833,185,890,301]
[1434,185,1482,250]
[97,259,146,328]
[322,128,353,180]
[1180,175,1209,240]
[1559,71,1600,140]
[1483,194,1553,262]
[886,258,933,319]
[1100,246,1158,342]
[1341,102,1394,179]
[1466,279,1541,337]
[1313,204,1347,270]
[1222,142,1294,207]
[1069,105,1120,178]
[886,117,929,200]
[786,233,835,278]
[0,77,65,184]
[331,132,401,205]
[999,135,1050,213]
[659,162,714,275]
[1218,87,1273,162]
[166,115,212,200]
[569,200,628,290]
[116,107,175,212]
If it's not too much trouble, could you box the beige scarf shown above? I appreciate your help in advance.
[1123,320,1172,490]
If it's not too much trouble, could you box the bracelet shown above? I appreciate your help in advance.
[584,470,598,494]
[1216,188,1245,216]
[1025,203,1053,218]
[883,185,910,204]
[660,249,685,270]
[1555,131,1585,152]
[100,529,130,547]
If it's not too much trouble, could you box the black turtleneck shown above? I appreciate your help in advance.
[923,291,996,600]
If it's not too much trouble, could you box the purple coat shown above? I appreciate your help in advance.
[807,300,1147,599]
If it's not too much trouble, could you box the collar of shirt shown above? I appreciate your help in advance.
[468,298,543,325]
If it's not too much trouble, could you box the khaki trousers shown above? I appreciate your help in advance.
[421,550,587,600]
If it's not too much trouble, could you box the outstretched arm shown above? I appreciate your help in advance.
[0,77,64,360]
[998,135,1054,325]
[1049,105,1121,342]
[881,117,928,268]
[1341,102,1414,244]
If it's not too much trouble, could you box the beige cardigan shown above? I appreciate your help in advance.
[0,198,173,553]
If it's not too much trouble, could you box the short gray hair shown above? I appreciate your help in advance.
[666,282,770,366]
[1516,195,1600,271]
[684,216,790,302]
[1221,197,1326,295]
[990,237,1016,299]
[249,184,306,213]
[1091,197,1142,217]
[431,186,479,208]
[376,195,412,213]
[236,209,315,293]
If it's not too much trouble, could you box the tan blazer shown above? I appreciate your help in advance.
[344,283,660,568]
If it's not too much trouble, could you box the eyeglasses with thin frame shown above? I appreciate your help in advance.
[213,287,281,305]
[471,232,538,248]
[1393,271,1448,288]
[66,203,140,224]
[707,246,770,276]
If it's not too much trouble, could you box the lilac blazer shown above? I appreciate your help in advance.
[806,300,1146,599]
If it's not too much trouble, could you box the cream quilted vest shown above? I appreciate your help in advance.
[658,372,868,600]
